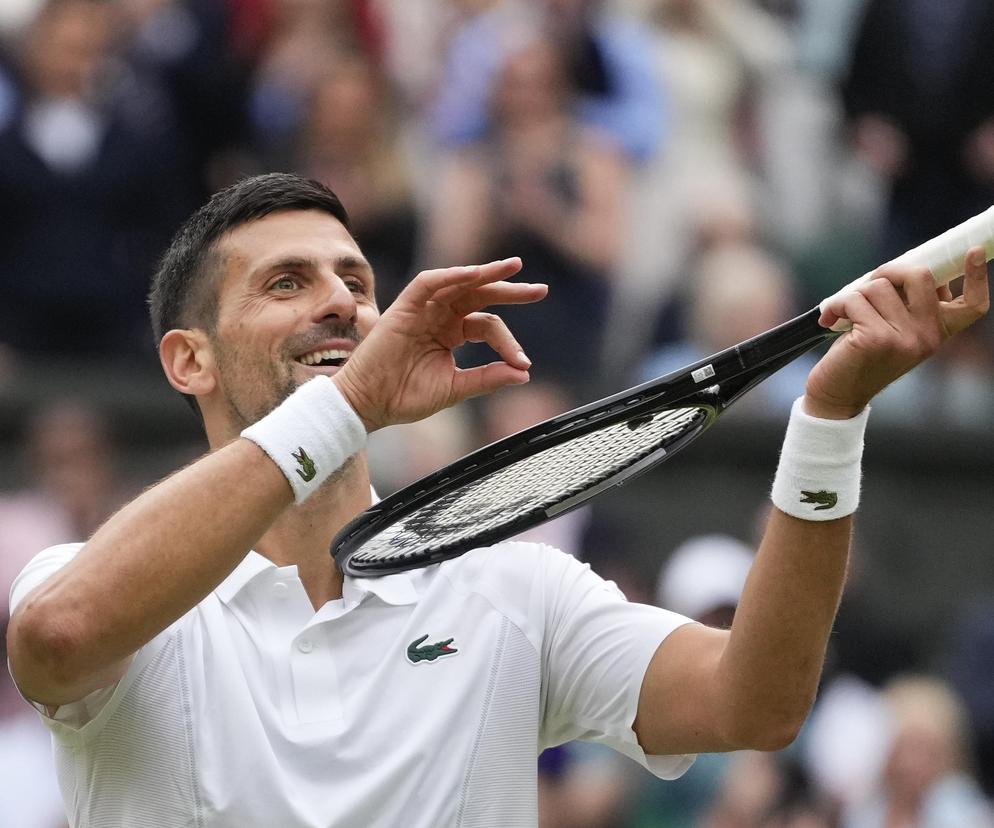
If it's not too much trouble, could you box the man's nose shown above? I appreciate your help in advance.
[313,274,358,323]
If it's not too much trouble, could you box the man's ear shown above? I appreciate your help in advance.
[159,329,217,398]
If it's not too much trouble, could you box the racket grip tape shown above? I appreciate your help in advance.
[822,204,994,332]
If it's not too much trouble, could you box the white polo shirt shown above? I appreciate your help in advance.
[10,541,695,827]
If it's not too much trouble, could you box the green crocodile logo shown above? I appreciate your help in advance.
[800,490,838,511]
[292,447,317,482]
[407,634,458,664]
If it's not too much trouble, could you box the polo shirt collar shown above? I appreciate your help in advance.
[214,551,281,604]
[214,550,420,608]
[345,571,420,606]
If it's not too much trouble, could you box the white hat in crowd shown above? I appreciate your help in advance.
[656,534,754,620]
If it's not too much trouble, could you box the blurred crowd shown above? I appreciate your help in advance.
[2,0,994,826]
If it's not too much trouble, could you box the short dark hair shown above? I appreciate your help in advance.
[148,173,351,411]
[149,172,351,343]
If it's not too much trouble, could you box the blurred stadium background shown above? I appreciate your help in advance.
[2,1,994,826]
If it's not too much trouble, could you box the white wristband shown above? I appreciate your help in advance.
[770,397,869,521]
[241,377,367,503]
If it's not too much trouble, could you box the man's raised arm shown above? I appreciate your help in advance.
[633,250,990,756]
[7,258,545,708]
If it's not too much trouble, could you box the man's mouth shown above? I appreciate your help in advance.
[295,348,351,368]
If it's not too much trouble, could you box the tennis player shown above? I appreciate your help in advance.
[7,174,990,827]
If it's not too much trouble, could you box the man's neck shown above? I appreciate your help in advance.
[254,453,372,609]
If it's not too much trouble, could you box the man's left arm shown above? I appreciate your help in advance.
[633,249,991,756]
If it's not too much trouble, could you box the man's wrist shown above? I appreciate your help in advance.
[241,377,367,503]
[771,397,870,521]
[332,372,378,433]
[801,392,868,421]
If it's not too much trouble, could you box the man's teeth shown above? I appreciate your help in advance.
[298,349,351,366]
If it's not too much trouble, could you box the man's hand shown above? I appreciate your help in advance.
[807,246,990,419]
[333,258,548,431]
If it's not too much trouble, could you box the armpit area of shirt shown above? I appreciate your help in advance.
[28,683,117,730]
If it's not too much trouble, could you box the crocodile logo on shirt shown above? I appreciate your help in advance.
[799,489,838,511]
[407,634,458,664]
[292,447,317,482]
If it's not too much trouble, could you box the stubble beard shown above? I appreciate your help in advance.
[213,321,362,431]
[214,341,300,431]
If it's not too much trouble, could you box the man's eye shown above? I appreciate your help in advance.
[273,276,298,291]
[345,279,366,294]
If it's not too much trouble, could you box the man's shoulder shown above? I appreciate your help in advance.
[435,540,572,585]
[430,541,599,611]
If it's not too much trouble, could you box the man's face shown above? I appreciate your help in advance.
[207,209,379,429]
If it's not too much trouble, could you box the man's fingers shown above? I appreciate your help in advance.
[941,246,991,336]
[859,271,916,332]
[449,281,548,315]
[821,284,884,331]
[396,264,484,309]
[396,258,525,310]
[462,312,531,370]
[433,258,525,304]
[451,362,530,402]
[450,302,540,402]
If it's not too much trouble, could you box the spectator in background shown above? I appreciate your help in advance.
[634,0,790,243]
[842,0,994,261]
[426,36,628,393]
[431,0,664,163]
[365,406,475,494]
[701,752,834,828]
[637,240,814,417]
[247,0,370,166]
[293,56,418,306]
[115,0,251,198]
[0,399,128,607]
[843,676,994,828]
[0,0,194,358]
[602,0,792,374]
[944,605,994,800]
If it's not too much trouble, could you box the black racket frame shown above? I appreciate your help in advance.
[333,307,836,576]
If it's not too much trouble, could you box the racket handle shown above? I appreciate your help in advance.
[822,204,994,332]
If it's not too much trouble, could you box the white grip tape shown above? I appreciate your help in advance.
[822,204,994,332]
[241,377,367,503]
[770,397,869,521]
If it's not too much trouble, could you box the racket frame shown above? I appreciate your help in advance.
[334,307,836,576]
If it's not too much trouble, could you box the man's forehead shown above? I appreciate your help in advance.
[211,209,370,304]
[217,209,359,262]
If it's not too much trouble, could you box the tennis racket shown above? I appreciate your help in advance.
[333,207,994,576]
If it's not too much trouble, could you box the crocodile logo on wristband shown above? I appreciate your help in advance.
[800,490,838,511]
[292,447,317,482]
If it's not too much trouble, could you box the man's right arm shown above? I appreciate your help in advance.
[7,258,546,708]
[7,438,294,707]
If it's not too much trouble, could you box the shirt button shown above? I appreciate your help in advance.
[297,638,314,654]
[272,582,288,599]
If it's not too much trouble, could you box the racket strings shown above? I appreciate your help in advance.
[349,406,708,566]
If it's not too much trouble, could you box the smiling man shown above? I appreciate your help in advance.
[6,173,990,827]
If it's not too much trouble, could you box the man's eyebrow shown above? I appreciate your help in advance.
[253,255,374,278]
[253,256,319,277]
[336,255,374,276]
